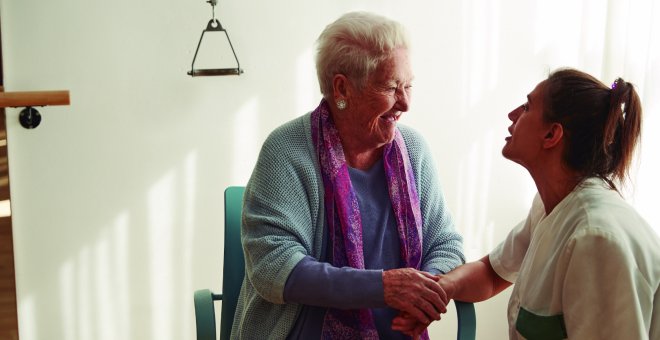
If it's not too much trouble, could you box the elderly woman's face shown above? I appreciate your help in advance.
[345,48,413,148]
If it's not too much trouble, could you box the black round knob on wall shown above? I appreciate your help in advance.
[19,107,42,129]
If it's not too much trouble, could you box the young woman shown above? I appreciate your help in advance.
[394,68,659,339]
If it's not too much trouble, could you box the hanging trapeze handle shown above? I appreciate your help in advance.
[187,19,244,77]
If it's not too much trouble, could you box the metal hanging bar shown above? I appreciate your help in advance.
[188,0,244,77]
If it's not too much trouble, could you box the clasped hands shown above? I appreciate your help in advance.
[383,268,455,338]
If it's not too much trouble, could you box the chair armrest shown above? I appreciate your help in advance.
[194,289,223,340]
[455,300,476,340]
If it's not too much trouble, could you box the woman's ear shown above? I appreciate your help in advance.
[543,123,564,149]
[332,74,349,100]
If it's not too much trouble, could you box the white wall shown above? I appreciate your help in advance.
[1,0,658,339]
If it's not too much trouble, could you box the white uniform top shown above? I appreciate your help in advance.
[490,178,660,340]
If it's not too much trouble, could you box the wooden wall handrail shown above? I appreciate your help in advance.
[0,90,70,108]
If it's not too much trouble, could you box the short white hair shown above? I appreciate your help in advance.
[315,11,410,98]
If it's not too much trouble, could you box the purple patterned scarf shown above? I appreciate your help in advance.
[311,99,428,340]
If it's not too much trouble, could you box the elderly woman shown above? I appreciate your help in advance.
[394,68,660,339]
[231,11,464,340]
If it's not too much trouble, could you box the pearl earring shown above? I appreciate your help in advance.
[336,99,347,110]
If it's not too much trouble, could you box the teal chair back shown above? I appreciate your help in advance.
[455,301,477,340]
[194,186,245,340]
[194,186,477,340]
[220,186,246,339]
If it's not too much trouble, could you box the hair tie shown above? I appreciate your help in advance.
[611,78,619,90]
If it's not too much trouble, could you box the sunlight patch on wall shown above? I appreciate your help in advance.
[59,260,75,340]
[455,132,494,261]
[296,47,318,117]
[577,1,607,73]
[112,212,130,340]
[94,214,131,340]
[148,171,176,340]
[77,246,93,339]
[627,0,659,236]
[57,212,130,340]
[632,113,660,236]
[462,0,501,109]
[232,99,259,185]
[93,232,115,340]
[533,1,569,55]
[532,0,590,67]
[180,151,198,339]
[454,129,539,260]
[602,0,629,77]
[623,0,653,85]
[18,295,37,340]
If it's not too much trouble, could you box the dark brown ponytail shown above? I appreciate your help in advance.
[604,78,642,184]
[543,68,642,190]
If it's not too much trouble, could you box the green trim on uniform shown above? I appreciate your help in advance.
[516,307,567,340]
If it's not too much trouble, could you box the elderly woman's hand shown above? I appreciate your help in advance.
[382,268,448,324]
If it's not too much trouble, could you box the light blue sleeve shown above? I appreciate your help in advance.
[241,117,322,304]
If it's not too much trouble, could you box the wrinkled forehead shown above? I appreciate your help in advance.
[369,48,414,83]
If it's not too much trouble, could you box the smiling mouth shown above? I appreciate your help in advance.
[380,112,401,123]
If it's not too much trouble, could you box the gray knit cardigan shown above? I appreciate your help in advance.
[230,112,465,339]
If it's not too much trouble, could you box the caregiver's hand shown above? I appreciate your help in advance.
[383,268,448,324]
